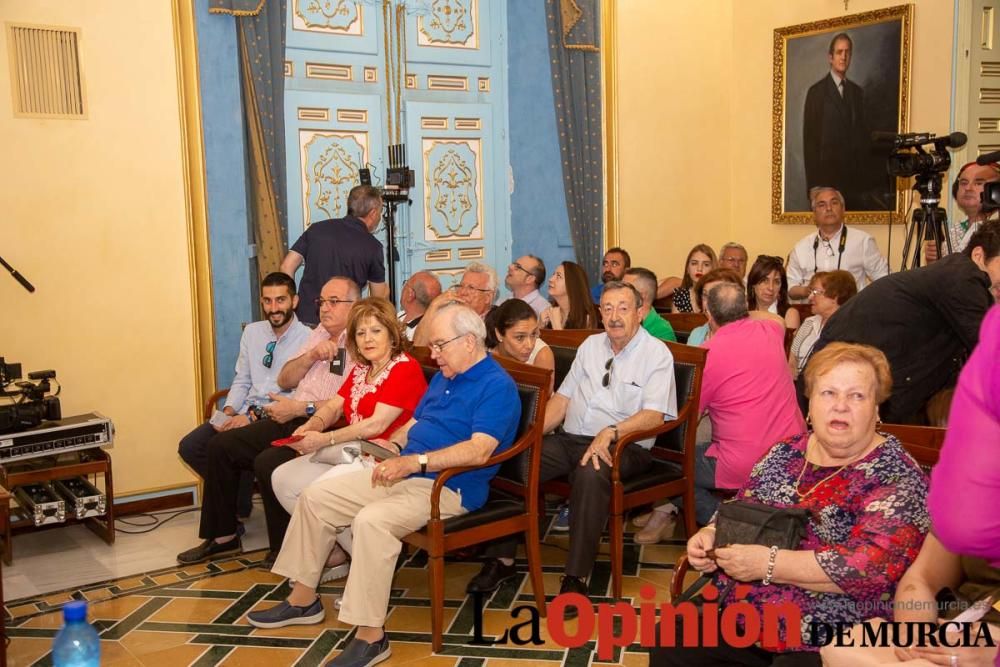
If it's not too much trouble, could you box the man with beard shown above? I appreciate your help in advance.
[591,247,630,303]
[177,272,311,521]
[467,282,677,612]
[177,277,359,564]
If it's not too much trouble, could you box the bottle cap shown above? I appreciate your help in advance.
[62,600,88,622]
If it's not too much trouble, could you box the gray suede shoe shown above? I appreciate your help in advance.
[246,597,324,629]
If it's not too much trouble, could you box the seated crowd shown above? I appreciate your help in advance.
[175,182,1000,666]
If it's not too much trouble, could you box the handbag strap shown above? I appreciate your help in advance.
[674,572,737,606]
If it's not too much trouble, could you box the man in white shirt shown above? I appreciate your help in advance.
[502,254,548,316]
[395,271,441,339]
[467,282,677,614]
[787,187,888,299]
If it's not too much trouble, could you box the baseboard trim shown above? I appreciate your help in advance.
[115,490,195,516]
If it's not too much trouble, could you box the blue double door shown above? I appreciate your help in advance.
[283,0,511,295]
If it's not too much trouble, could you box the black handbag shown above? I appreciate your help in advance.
[675,500,810,604]
[714,500,810,550]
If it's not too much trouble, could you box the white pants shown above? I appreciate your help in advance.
[271,454,369,555]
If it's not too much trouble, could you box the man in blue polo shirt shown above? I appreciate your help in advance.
[246,302,520,667]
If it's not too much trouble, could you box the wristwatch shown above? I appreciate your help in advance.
[305,401,316,417]
[417,454,429,475]
[608,424,620,443]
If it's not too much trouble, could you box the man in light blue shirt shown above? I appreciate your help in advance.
[468,282,676,613]
[178,272,311,518]
[502,254,548,316]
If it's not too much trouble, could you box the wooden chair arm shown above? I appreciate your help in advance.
[203,388,230,421]
[426,429,538,520]
[670,553,691,602]
[610,399,695,478]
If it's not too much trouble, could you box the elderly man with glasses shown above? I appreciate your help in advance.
[503,254,548,316]
[178,272,311,528]
[467,281,677,614]
[177,276,360,565]
[412,261,499,346]
[246,302,520,667]
[787,186,888,300]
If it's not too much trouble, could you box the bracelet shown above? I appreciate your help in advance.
[390,440,403,453]
[313,414,327,430]
[329,433,337,446]
[762,545,780,586]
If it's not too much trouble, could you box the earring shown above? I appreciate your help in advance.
[806,414,812,427]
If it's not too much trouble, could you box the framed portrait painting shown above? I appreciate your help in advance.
[772,4,913,224]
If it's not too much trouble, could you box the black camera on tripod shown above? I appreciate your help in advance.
[1,357,62,434]
[883,131,966,178]
[878,131,968,270]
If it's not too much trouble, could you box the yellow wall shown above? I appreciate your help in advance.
[0,0,200,497]
[615,0,956,278]
[615,1,734,274]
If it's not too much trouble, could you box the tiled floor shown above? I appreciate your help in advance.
[3,507,690,666]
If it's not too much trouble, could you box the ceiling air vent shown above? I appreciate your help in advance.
[7,23,85,118]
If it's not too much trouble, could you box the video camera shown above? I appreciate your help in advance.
[880,131,967,178]
[1,357,62,434]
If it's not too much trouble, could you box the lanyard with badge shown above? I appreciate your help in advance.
[812,226,847,274]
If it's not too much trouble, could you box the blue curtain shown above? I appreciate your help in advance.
[209,0,288,280]
[546,0,604,284]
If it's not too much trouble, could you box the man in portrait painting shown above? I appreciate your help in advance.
[803,32,874,210]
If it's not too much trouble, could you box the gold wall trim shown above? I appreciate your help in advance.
[421,116,448,130]
[457,247,484,260]
[299,107,330,121]
[600,0,618,250]
[337,109,367,123]
[306,62,353,81]
[454,117,481,130]
[477,77,490,92]
[425,249,452,262]
[172,0,215,419]
[284,60,293,77]
[427,74,468,91]
[364,66,378,82]
[405,73,418,89]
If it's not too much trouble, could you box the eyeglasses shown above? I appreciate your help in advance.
[453,283,493,295]
[262,340,276,369]
[810,288,826,297]
[511,262,532,276]
[429,334,466,354]
[602,357,614,388]
[314,297,355,308]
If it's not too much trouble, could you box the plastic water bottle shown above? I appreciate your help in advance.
[52,600,100,666]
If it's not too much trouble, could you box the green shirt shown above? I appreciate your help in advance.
[642,309,677,342]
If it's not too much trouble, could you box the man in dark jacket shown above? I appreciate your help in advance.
[810,222,1000,424]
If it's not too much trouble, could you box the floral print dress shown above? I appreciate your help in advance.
[714,432,931,650]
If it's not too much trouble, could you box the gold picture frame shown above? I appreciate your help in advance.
[771,4,913,224]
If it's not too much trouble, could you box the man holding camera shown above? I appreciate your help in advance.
[811,222,1000,424]
[177,277,358,565]
[924,161,1000,262]
[280,185,388,326]
[177,272,311,522]
[787,187,888,300]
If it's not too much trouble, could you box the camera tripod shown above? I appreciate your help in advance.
[899,171,953,270]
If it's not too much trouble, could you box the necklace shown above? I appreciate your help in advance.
[366,357,392,383]
[791,434,877,499]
